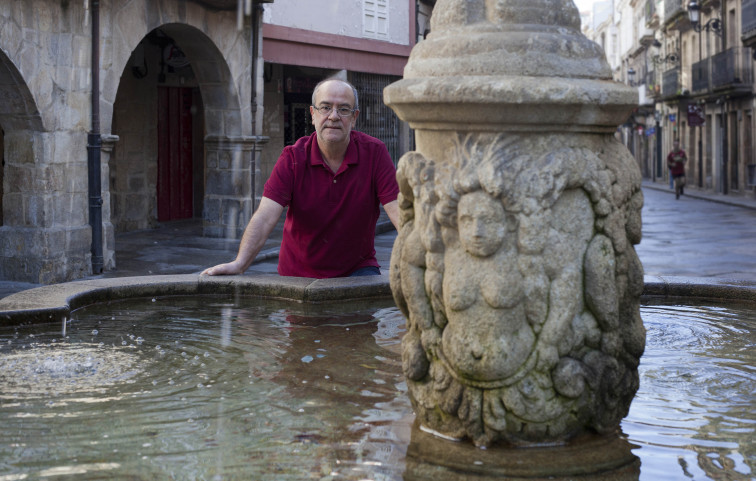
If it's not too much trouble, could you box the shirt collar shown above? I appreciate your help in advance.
[309,133,359,169]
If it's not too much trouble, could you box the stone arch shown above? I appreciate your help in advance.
[0,48,47,281]
[159,23,246,137]
[107,20,246,139]
[0,49,45,228]
[0,50,44,132]
[109,21,250,237]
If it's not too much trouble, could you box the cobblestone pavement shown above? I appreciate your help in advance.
[1,181,755,300]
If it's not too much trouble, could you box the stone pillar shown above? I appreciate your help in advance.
[0,130,92,283]
[101,134,119,270]
[385,0,645,447]
[203,135,268,238]
[252,137,269,210]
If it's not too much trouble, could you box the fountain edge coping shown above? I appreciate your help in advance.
[0,274,394,325]
[0,274,754,325]
[642,275,756,303]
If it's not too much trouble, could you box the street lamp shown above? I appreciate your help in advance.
[650,38,679,66]
[688,0,701,25]
[651,53,679,66]
[687,0,722,37]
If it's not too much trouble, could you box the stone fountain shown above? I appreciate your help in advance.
[384,0,646,448]
[3,2,756,478]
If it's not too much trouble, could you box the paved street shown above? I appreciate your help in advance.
[636,184,756,281]
[1,181,755,300]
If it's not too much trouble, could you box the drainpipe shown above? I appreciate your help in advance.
[87,0,104,273]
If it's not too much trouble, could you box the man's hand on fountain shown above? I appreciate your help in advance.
[201,261,245,276]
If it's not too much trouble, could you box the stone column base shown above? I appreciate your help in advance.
[405,422,640,480]
[0,226,92,284]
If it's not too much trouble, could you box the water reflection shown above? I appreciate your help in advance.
[0,297,752,480]
[624,301,755,480]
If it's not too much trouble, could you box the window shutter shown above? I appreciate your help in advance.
[364,0,389,39]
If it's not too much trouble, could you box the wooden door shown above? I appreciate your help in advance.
[157,87,193,221]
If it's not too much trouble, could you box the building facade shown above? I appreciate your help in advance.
[0,0,426,285]
[584,0,756,197]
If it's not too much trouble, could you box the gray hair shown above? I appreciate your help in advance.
[312,77,359,111]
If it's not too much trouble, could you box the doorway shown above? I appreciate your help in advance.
[157,86,194,221]
[287,102,313,145]
[283,72,319,146]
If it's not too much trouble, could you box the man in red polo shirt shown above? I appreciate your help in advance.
[201,78,400,278]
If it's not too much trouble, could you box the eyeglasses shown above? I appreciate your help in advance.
[312,105,356,118]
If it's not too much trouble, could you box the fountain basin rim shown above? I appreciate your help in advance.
[0,273,393,325]
[0,274,753,326]
[642,275,756,303]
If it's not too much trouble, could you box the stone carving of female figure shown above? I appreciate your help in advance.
[441,190,536,384]
[391,134,645,447]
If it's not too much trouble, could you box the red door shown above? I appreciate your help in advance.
[157,87,193,221]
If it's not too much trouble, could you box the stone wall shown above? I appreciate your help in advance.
[0,0,258,283]
[111,47,159,233]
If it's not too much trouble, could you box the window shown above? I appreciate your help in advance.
[363,0,389,40]
[350,72,403,164]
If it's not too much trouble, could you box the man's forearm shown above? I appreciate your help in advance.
[383,200,400,232]
[234,197,284,271]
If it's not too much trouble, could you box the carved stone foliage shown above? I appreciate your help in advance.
[390,132,646,447]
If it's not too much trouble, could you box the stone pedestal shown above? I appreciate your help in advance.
[405,421,641,480]
[385,0,645,447]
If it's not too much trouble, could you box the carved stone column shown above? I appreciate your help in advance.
[385,0,645,447]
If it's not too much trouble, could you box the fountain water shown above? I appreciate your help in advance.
[0,282,753,480]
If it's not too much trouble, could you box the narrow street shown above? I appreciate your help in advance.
[637,185,756,281]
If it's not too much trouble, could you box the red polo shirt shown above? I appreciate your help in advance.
[263,131,399,278]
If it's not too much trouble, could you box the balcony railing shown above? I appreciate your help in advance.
[743,0,756,36]
[647,69,661,97]
[664,0,684,23]
[711,47,754,91]
[691,58,710,93]
[661,68,680,98]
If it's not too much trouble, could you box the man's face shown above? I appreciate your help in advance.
[310,80,359,147]
[673,141,680,150]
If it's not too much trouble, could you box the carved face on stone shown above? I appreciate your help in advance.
[457,191,506,257]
